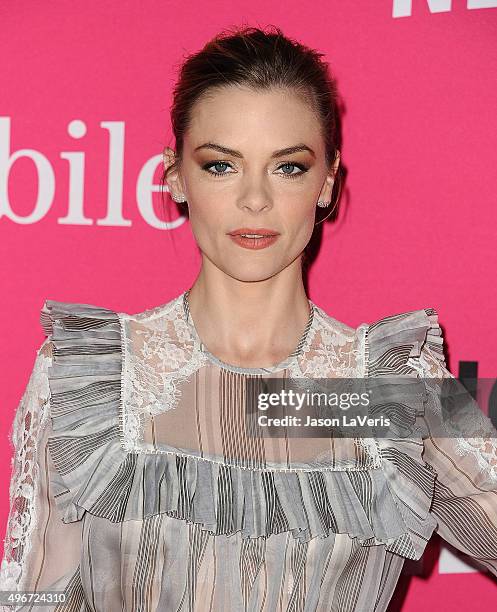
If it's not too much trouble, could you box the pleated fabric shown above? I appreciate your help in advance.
[1,293,497,612]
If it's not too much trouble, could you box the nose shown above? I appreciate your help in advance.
[236,173,273,213]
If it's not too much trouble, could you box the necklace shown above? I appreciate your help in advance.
[182,289,314,362]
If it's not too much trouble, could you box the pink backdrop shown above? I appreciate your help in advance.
[1,2,497,609]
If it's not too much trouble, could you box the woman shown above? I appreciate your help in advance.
[1,25,497,612]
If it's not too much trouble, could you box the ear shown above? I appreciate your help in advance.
[163,146,186,202]
[317,150,341,204]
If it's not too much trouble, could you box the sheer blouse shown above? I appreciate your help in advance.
[1,292,496,611]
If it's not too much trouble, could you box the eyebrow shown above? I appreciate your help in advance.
[193,142,316,159]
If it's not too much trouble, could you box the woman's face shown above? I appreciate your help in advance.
[165,86,339,282]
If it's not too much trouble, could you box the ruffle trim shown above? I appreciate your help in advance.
[40,299,443,559]
[364,306,446,559]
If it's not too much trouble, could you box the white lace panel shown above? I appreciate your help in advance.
[290,313,379,463]
[119,298,382,470]
[414,344,497,485]
[119,301,209,454]
[0,340,52,591]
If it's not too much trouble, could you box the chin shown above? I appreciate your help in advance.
[203,242,299,280]
[218,261,287,283]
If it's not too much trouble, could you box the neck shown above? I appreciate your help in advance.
[185,272,312,369]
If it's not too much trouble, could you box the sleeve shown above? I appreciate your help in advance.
[0,337,83,606]
[418,342,497,577]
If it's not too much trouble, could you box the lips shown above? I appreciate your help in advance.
[227,228,280,251]
[228,228,279,236]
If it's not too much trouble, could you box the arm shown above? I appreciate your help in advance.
[0,340,82,599]
[418,345,497,577]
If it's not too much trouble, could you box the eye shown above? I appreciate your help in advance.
[201,160,309,179]
[202,161,235,177]
[275,162,309,179]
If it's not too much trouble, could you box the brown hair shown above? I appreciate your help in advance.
[161,25,344,268]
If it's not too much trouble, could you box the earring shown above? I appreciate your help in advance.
[316,200,330,208]
[171,193,186,203]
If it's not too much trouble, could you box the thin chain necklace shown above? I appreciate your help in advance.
[182,289,314,358]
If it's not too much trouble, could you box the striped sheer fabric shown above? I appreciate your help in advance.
[414,346,497,575]
[1,293,496,611]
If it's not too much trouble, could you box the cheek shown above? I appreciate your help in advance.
[188,200,227,245]
[286,203,316,241]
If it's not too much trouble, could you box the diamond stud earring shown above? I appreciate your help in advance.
[317,200,330,208]
[171,193,186,203]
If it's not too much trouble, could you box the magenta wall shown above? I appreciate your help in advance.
[1,2,497,608]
